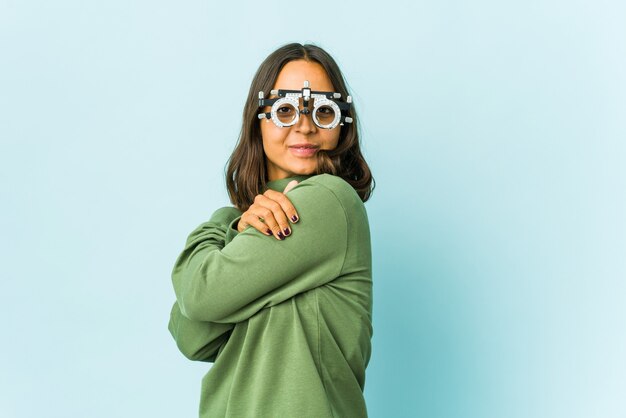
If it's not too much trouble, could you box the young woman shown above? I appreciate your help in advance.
[168,43,375,418]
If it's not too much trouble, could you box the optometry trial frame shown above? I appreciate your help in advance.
[257,80,353,130]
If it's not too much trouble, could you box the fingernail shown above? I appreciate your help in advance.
[266,229,272,235]
[291,215,298,222]
[277,231,285,240]
[283,228,290,236]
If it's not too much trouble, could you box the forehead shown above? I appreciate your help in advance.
[272,60,335,92]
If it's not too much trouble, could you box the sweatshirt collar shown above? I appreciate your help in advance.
[264,174,313,192]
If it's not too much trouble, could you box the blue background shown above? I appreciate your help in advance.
[1,1,624,417]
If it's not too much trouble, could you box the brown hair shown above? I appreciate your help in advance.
[225,42,375,212]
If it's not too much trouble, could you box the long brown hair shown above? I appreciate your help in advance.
[225,43,375,212]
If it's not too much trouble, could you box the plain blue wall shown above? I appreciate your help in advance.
[1,1,624,417]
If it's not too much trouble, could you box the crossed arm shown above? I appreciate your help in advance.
[168,180,348,361]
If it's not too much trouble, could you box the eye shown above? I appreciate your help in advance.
[277,106,294,114]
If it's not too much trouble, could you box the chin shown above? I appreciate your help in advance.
[293,166,317,175]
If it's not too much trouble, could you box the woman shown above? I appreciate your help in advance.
[168,43,375,418]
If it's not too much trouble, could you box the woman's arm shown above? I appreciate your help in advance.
[167,206,241,362]
[168,301,233,362]
[172,176,350,324]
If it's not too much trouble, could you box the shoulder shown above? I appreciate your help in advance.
[296,174,362,206]
[286,174,366,227]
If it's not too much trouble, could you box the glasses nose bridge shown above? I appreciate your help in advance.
[296,96,314,113]
[295,101,316,130]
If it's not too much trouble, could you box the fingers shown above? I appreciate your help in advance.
[251,194,293,240]
[262,188,300,225]
[238,190,300,240]
[282,180,299,194]
[239,211,273,236]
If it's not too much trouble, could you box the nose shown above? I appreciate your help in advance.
[295,108,317,134]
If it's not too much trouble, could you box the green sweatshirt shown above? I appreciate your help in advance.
[168,173,373,418]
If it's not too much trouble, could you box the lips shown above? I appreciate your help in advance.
[289,144,319,157]
[288,143,319,149]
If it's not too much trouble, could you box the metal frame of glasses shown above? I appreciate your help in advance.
[257,80,353,129]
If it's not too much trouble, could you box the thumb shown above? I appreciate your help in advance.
[283,180,299,194]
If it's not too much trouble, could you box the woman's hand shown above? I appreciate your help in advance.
[236,180,300,240]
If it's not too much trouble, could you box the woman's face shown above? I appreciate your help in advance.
[260,59,341,181]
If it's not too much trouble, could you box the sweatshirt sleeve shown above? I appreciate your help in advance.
[167,301,233,362]
[167,206,242,362]
[172,180,348,323]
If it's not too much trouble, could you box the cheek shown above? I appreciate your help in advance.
[259,120,269,140]
[259,121,275,145]
[322,130,341,149]
[260,121,288,150]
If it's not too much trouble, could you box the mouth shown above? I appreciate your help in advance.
[288,145,319,158]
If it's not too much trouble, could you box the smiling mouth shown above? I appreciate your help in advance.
[289,146,319,157]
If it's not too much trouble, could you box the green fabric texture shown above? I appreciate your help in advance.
[168,173,373,417]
